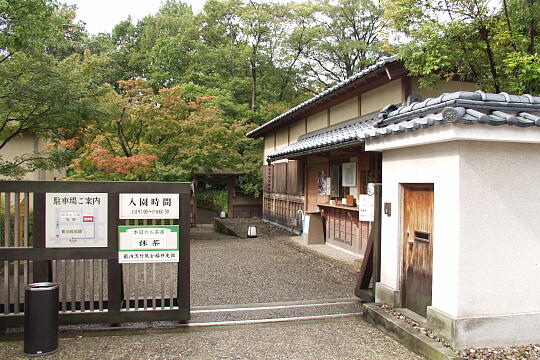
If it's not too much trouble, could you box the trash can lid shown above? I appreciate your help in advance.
[26,282,59,291]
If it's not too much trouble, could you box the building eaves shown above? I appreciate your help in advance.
[267,115,377,162]
[364,91,540,140]
[266,91,540,162]
[247,56,399,139]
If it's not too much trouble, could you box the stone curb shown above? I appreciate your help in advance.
[363,303,460,360]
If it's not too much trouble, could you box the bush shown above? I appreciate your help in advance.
[196,190,228,212]
[0,213,34,247]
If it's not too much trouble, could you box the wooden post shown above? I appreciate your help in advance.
[372,185,382,302]
[354,184,382,303]
[32,193,50,282]
[192,178,197,226]
[177,193,191,322]
[107,193,122,323]
[227,177,234,217]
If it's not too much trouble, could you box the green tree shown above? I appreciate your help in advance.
[0,0,107,177]
[300,0,388,86]
[70,79,252,183]
[383,0,540,94]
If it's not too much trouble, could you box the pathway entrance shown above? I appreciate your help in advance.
[191,225,355,306]
[190,224,360,323]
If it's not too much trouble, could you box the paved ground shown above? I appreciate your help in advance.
[0,224,423,359]
[0,318,423,360]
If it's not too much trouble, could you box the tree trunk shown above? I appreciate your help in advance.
[524,0,536,54]
[479,26,500,93]
[250,59,257,111]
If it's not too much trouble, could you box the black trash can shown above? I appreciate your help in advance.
[24,282,59,356]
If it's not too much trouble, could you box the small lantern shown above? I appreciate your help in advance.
[219,211,226,218]
[247,225,257,238]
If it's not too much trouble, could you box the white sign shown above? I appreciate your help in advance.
[119,193,179,219]
[46,193,108,248]
[118,225,179,263]
[359,194,375,222]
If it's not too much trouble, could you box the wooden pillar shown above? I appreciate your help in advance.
[227,176,234,217]
[177,193,191,320]
[32,193,49,282]
[107,193,122,323]
[192,177,197,226]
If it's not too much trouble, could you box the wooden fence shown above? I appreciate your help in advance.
[263,161,304,230]
[0,181,191,328]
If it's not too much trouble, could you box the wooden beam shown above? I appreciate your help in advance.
[355,183,382,302]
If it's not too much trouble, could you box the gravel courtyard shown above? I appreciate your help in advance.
[191,224,356,306]
[0,223,424,360]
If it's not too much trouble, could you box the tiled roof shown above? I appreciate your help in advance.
[267,115,377,162]
[267,91,540,162]
[247,56,398,138]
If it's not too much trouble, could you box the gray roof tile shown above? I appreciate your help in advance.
[247,56,398,138]
[267,90,540,162]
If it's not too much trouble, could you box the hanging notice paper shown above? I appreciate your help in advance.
[45,193,108,248]
[118,225,179,263]
[358,194,375,222]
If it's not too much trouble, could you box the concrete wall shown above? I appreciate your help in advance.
[376,142,461,317]
[411,78,477,100]
[330,97,358,125]
[361,79,402,115]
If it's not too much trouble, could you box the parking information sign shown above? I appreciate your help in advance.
[118,225,179,263]
[45,193,108,248]
[119,194,179,219]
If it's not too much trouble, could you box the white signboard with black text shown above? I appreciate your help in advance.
[45,193,108,248]
[118,225,179,263]
[119,193,179,219]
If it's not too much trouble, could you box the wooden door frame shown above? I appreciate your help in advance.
[303,161,329,213]
[399,183,434,313]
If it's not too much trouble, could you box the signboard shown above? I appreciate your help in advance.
[118,225,179,263]
[119,193,179,219]
[359,184,375,222]
[45,193,108,248]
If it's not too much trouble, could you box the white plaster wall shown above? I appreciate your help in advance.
[379,142,461,317]
[457,141,540,317]
[361,79,402,115]
[411,78,477,100]
[1,133,39,180]
[0,133,66,180]
[275,127,289,150]
[330,97,358,125]
[289,119,306,144]
[307,111,327,132]
[263,133,275,164]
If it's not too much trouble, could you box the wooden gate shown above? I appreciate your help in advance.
[401,184,434,317]
[0,181,191,328]
[305,164,329,212]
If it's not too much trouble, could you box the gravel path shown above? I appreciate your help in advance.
[0,318,424,360]
[191,225,356,306]
[0,224,425,360]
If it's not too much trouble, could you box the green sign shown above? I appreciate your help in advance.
[118,225,179,263]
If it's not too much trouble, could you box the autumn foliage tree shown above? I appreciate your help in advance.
[69,79,253,183]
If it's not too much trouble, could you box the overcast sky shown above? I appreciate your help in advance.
[64,0,207,35]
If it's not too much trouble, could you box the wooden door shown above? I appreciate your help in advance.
[402,184,434,317]
[306,164,329,212]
